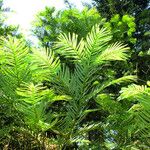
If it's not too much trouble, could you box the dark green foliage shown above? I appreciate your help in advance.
[92,0,150,87]
[92,0,150,51]
[92,0,149,18]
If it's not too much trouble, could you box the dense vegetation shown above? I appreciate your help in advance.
[0,0,150,149]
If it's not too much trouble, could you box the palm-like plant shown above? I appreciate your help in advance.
[0,37,67,149]
[31,25,135,149]
[118,84,150,144]
[0,37,32,148]
[0,25,136,149]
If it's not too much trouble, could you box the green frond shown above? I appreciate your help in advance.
[118,84,150,138]
[0,37,31,98]
[31,48,60,81]
[55,33,85,61]
[51,65,73,95]
[52,64,83,98]
[0,23,142,148]
[118,84,147,101]
[109,75,137,85]
[55,25,112,64]
[17,82,70,104]
[16,82,55,104]
[95,42,130,64]
[15,101,58,132]
[84,75,136,102]
[52,95,72,102]
[0,37,30,82]
[85,25,112,56]
[16,82,61,132]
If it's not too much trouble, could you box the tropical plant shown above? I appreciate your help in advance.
[0,36,67,149]
[0,25,136,149]
[119,83,150,137]
[37,25,135,148]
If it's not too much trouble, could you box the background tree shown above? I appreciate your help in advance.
[32,6,136,49]
[32,7,103,48]
[0,0,21,38]
[92,0,150,50]
[92,0,150,83]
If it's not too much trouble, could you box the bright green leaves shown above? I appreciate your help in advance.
[0,22,139,149]
[121,15,136,43]
[95,42,129,64]
[85,25,112,56]
[31,48,60,81]
[16,82,69,132]
[55,33,85,62]
[118,84,147,101]
[16,82,71,106]
[122,15,135,22]
[15,100,58,132]
[55,24,135,103]
[110,14,120,22]
[55,25,112,63]
[0,37,31,98]
[104,14,136,44]
[0,37,30,85]
[16,83,54,104]
[118,84,150,138]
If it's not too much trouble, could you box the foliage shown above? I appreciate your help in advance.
[92,0,150,53]
[32,7,136,49]
[0,25,138,149]
[92,0,150,84]
[0,0,149,149]
[32,7,103,48]
[104,14,136,44]
[118,83,150,148]
[92,0,149,17]
[0,0,22,38]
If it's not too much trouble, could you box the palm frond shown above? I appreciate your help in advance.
[0,37,30,84]
[31,48,60,81]
[16,82,54,104]
[55,33,85,61]
[15,82,63,132]
[118,84,150,138]
[118,84,147,101]
[84,75,136,102]
[85,25,112,57]
[109,75,137,86]
[51,65,73,96]
[0,37,31,98]
[95,42,130,64]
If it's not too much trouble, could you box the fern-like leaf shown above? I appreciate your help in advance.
[31,48,60,81]
[95,42,130,64]
[55,33,85,61]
